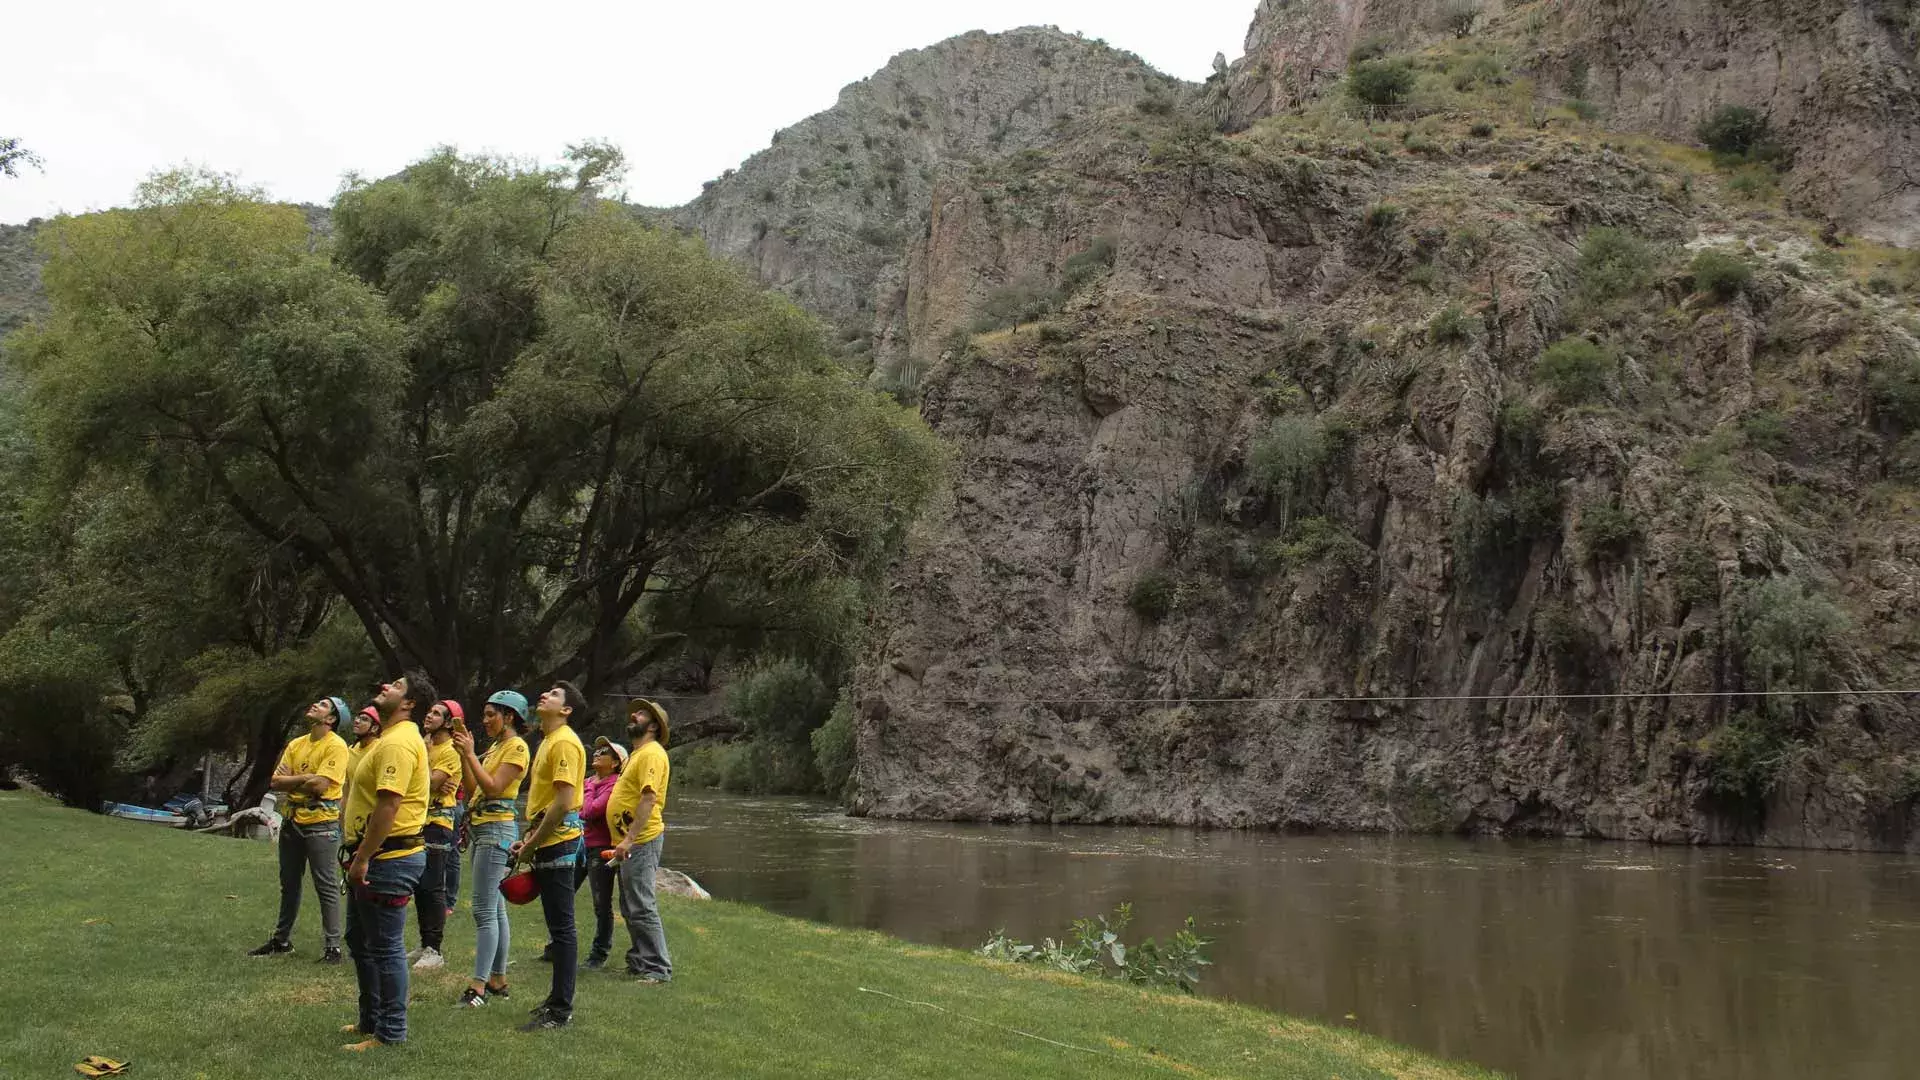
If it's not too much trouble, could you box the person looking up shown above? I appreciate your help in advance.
[450,690,529,1008]
[509,682,588,1031]
[339,672,433,1051]
[607,698,672,985]
[248,696,352,963]
[409,699,462,971]
[578,737,627,969]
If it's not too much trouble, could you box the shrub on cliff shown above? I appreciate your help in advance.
[1248,415,1330,528]
[1688,251,1754,300]
[1128,571,1176,620]
[1347,60,1417,107]
[1576,227,1661,306]
[1535,337,1615,404]
[811,695,857,801]
[1696,105,1778,162]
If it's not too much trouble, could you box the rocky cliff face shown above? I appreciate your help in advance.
[671,27,1186,387]
[1225,0,1920,244]
[850,100,1920,847]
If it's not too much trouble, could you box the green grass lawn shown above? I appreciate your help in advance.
[0,790,1497,1079]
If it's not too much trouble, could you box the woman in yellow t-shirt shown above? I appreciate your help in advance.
[450,690,529,1008]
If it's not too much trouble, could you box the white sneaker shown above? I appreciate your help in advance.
[413,947,445,971]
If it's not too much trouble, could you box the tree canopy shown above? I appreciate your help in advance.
[1,148,943,805]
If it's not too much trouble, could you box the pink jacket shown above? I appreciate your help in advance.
[580,772,619,849]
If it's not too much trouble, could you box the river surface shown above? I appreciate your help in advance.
[661,790,1920,1080]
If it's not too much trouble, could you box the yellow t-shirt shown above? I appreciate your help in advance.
[467,735,529,824]
[606,740,669,846]
[526,725,585,844]
[276,729,349,826]
[342,735,375,800]
[426,736,461,828]
[343,719,430,860]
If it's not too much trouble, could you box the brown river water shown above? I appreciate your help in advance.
[663,791,1920,1080]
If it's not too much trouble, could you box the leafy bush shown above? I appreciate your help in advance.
[1534,337,1615,404]
[1577,227,1660,304]
[972,276,1055,332]
[1534,600,1601,679]
[1347,38,1391,64]
[1428,303,1472,344]
[1688,251,1754,300]
[1701,710,1790,805]
[1248,415,1330,527]
[1672,547,1720,610]
[1347,60,1417,107]
[1578,502,1640,560]
[674,738,819,795]
[1726,165,1777,201]
[810,696,856,801]
[1128,571,1176,620]
[1266,516,1371,575]
[1736,577,1848,692]
[728,658,835,744]
[979,903,1213,994]
[1469,122,1495,138]
[1060,235,1118,293]
[1568,99,1601,121]
[1741,409,1789,452]
[1696,105,1772,159]
[1452,483,1562,585]
[1867,351,1920,432]
[1439,0,1482,37]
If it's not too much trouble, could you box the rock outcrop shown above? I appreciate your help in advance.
[1225,0,1920,244]
[671,27,1187,387]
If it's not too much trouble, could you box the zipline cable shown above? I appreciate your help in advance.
[610,687,1920,706]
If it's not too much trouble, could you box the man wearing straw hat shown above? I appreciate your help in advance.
[607,697,672,985]
[247,696,353,964]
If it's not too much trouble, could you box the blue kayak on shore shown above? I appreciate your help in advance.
[102,801,190,826]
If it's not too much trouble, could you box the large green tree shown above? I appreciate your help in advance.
[11,151,942,721]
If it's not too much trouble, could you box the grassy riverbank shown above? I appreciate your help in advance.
[0,790,1496,1079]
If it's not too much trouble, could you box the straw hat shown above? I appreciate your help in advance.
[627,698,670,746]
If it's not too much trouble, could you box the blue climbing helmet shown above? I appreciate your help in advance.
[327,697,352,728]
[486,689,530,729]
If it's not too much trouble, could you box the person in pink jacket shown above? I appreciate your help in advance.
[576,736,627,969]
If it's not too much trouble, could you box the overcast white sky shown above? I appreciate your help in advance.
[1,0,1256,224]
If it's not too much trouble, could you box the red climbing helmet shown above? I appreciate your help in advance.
[499,868,540,905]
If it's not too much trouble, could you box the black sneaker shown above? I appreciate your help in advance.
[582,955,606,970]
[247,939,292,957]
[318,947,343,965]
[486,983,510,999]
[518,1008,570,1032]
[537,945,554,964]
[456,987,486,1009]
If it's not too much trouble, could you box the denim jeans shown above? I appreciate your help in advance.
[413,822,453,950]
[273,819,342,950]
[344,849,426,1044]
[444,803,464,908]
[618,835,671,981]
[469,819,517,982]
[532,837,583,1016]
[586,850,617,962]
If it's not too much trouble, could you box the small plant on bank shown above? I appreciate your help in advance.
[979,903,1214,994]
[1469,121,1495,138]
[1128,571,1176,620]
[1688,251,1754,300]
[1577,227,1661,305]
[1535,337,1615,404]
[1248,415,1330,528]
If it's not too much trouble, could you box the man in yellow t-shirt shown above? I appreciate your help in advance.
[340,672,433,1052]
[248,696,352,963]
[509,682,588,1031]
[408,698,463,971]
[608,698,672,984]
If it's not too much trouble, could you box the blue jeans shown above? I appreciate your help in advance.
[344,849,426,1044]
[469,819,517,982]
[444,803,464,908]
[618,835,671,981]
[533,837,583,1016]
